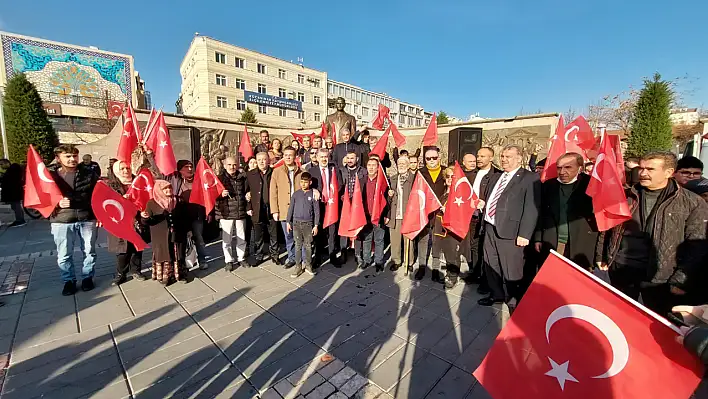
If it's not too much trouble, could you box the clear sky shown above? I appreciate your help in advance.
[1,0,706,120]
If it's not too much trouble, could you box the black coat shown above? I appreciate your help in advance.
[142,200,188,263]
[1,163,23,202]
[337,166,367,199]
[481,168,541,240]
[245,167,273,223]
[216,171,248,220]
[533,173,598,269]
[47,163,99,223]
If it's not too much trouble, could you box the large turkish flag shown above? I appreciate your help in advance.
[24,145,63,218]
[473,252,703,399]
[189,157,225,216]
[587,135,632,231]
[441,162,478,238]
[92,181,148,251]
[400,172,441,240]
[125,168,155,212]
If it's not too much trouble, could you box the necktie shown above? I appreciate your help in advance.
[487,173,509,218]
[322,167,328,199]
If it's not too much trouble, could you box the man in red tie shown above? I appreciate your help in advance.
[308,148,342,266]
[476,145,540,308]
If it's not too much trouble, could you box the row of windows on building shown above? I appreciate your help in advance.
[214,74,321,104]
[327,82,395,110]
[214,52,321,87]
[215,96,321,121]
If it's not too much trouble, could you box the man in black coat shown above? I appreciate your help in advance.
[332,128,366,168]
[477,145,540,307]
[534,153,598,270]
[336,150,367,263]
[245,152,280,265]
[216,157,249,271]
[309,148,341,266]
[414,147,446,282]
[1,162,25,227]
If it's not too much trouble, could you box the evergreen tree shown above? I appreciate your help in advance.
[3,74,58,163]
[626,73,673,157]
[437,111,450,125]
[239,107,258,124]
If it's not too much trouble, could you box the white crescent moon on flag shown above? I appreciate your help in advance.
[546,304,629,379]
[592,153,606,182]
[202,169,218,188]
[564,126,579,142]
[102,199,125,221]
[37,163,54,183]
[454,177,473,200]
[131,173,150,191]
[417,190,427,227]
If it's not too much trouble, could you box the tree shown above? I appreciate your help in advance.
[3,74,58,163]
[239,107,258,124]
[625,73,673,157]
[436,111,449,125]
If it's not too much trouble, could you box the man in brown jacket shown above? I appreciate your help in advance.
[270,146,303,267]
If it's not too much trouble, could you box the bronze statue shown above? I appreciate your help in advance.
[325,97,357,140]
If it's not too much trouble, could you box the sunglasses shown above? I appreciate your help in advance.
[425,156,439,161]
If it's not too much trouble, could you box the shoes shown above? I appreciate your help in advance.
[389,262,400,272]
[375,264,384,275]
[132,272,148,281]
[254,255,264,263]
[357,262,368,270]
[9,221,26,228]
[224,262,234,272]
[62,281,77,296]
[290,264,304,278]
[305,264,316,276]
[111,275,126,286]
[81,278,94,292]
[198,262,208,270]
[431,270,444,284]
[414,267,425,281]
[463,275,481,285]
[444,276,458,289]
[284,260,296,269]
[476,285,491,295]
[178,276,188,284]
[272,256,284,266]
[239,261,251,269]
[478,296,504,307]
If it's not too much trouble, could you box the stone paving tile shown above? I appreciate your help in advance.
[453,320,504,374]
[346,335,406,377]
[353,383,389,399]
[304,381,335,399]
[429,324,482,364]
[466,380,492,399]
[365,343,427,392]
[75,277,133,330]
[211,312,283,343]
[195,268,250,292]
[387,353,450,399]
[340,374,369,397]
[120,282,178,315]
[121,332,214,376]
[236,332,312,378]
[167,277,217,303]
[247,348,326,393]
[428,365,476,398]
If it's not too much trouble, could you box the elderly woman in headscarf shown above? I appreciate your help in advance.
[107,160,148,285]
[141,180,189,285]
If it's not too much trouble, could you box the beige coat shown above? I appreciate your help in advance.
[269,164,302,221]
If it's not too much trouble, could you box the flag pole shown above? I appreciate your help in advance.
[403,238,410,276]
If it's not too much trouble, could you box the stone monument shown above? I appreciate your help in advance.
[325,97,357,139]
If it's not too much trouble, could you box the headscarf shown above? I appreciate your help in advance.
[153,180,176,212]
[112,160,133,185]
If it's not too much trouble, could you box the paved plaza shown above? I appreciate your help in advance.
[0,215,507,399]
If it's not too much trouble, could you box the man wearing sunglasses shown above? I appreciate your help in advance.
[413,147,447,282]
[673,156,703,187]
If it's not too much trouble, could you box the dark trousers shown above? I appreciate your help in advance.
[10,202,24,223]
[484,263,524,301]
[293,221,314,267]
[254,218,279,259]
[483,222,526,302]
[356,224,385,266]
[609,266,681,317]
[190,219,207,263]
[416,228,433,267]
[316,223,339,259]
[116,242,142,277]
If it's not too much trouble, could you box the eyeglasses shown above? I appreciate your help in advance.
[425,156,439,161]
[445,175,454,179]
[679,171,702,177]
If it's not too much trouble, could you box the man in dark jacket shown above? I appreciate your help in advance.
[332,128,366,168]
[337,150,367,263]
[1,162,26,227]
[309,148,341,266]
[48,145,99,296]
[414,147,446,282]
[534,153,598,270]
[245,152,280,265]
[82,154,101,177]
[597,151,708,316]
[216,157,248,271]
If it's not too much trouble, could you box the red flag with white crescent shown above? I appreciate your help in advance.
[323,170,340,228]
[338,178,366,238]
[565,115,596,150]
[149,111,177,176]
[421,113,439,146]
[370,164,389,225]
[369,126,390,160]
[116,104,140,164]
[189,157,225,215]
[371,104,390,130]
[107,101,125,119]
[91,181,148,251]
[125,168,155,212]
[400,172,442,240]
[442,162,477,238]
[587,135,632,231]
[24,145,63,218]
[239,125,254,160]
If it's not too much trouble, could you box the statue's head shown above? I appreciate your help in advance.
[335,97,346,112]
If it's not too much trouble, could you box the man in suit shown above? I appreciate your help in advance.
[388,155,415,272]
[245,152,280,265]
[476,145,541,307]
[534,153,598,270]
[309,148,341,266]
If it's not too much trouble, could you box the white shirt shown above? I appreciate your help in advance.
[484,166,521,226]
[472,168,490,197]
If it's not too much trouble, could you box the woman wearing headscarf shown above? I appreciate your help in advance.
[107,161,148,285]
[141,180,189,284]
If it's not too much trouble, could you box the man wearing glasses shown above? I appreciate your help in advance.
[414,147,447,282]
[673,156,703,186]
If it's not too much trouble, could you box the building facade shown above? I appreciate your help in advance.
[0,32,147,143]
[180,36,328,128]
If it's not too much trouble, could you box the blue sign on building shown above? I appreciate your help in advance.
[244,91,302,112]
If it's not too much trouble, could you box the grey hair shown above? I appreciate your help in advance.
[502,144,523,155]
[317,148,330,157]
[255,151,269,160]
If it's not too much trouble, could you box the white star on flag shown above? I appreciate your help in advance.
[327,198,334,205]
[159,140,168,148]
[454,196,464,206]
[545,357,578,391]
[110,217,119,224]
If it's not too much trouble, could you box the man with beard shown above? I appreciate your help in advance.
[337,150,367,263]
[270,147,303,267]
[255,130,271,154]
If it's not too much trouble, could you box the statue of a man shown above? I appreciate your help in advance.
[325,97,357,140]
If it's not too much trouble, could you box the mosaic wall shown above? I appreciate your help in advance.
[1,34,132,104]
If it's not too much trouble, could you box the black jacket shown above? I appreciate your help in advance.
[332,141,366,169]
[1,163,24,203]
[481,168,541,240]
[534,174,598,269]
[48,163,99,223]
[216,170,248,220]
[245,167,273,223]
[337,165,367,199]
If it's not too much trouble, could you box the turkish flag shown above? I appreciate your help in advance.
[338,178,366,238]
[319,122,328,139]
[442,162,478,238]
[330,122,337,146]
[565,116,596,150]
[125,168,155,212]
[91,181,148,251]
[239,125,254,160]
[586,135,632,231]
[107,101,125,119]
[386,118,407,147]
[369,126,390,160]
[116,105,140,164]
[370,164,389,225]
[421,113,438,147]
[473,251,702,399]
[371,104,390,130]
[607,134,626,185]
[541,116,589,182]
[149,111,177,176]
[24,145,63,218]
[401,172,442,240]
[323,171,339,228]
[291,132,314,145]
[189,157,225,215]
[142,108,157,144]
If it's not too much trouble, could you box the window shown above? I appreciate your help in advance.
[258,84,267,94]
[313,95,321,105]
[278,69,286,79]
[258,105,267,114]
[415,118,422,127]
[236,100,246,111]
[328,83,334,94]
[235,79,245,90]
[353,105,358,114]
[345,88,351,98]
[362,107,369,116]
[298,111,305,119]
[215,74,227,86]
[297,74,304,84]
[400,104,406,112]
[356,91,362,102]
[216,96,228,108]
[235,57,244,68]
[257,63,267,74]
[399,114,405,124]
[279,88,286,98]
[312,79,320,88]
[297,92,305,102]
[314,113,321,122]
[339,86,344,96]
[408,117,414,125]
[215,52,226,64]
[408,106,414,113]
[279,108,287,117]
